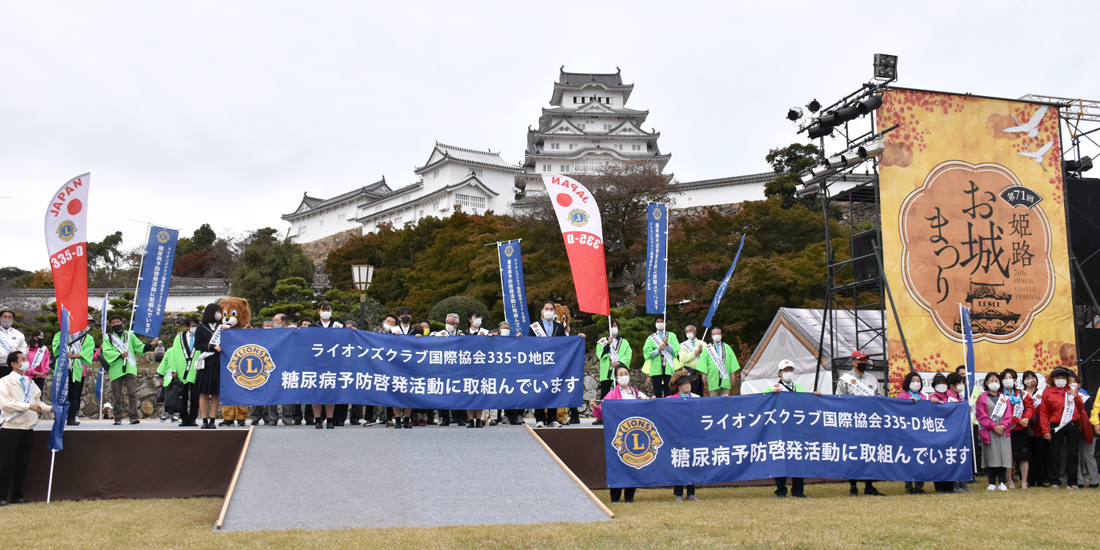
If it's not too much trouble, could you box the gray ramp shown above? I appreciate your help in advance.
[218,425,611,532]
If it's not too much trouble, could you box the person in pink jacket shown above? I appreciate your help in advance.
[24,330,51,392]
[975,372,1014,491]
[594,365,650,503]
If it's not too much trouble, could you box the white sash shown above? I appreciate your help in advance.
[840,373,875,396]
[649,333,674,368]
[0,376,34,425]
[198,324,222,363]
[29,347,48,373]
[990,393,1008,423]
[705,343,730,380]
[608,337,622,363]
[1054,391,1076,433]
[0,328,14,356]
[530,322,548,338]
[109,331,137,369]
[179,332,199,379]
[1010,391,1024,421]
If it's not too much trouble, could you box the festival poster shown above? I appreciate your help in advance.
[878,89,1074,394]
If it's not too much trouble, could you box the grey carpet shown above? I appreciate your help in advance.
[217,424,611,532]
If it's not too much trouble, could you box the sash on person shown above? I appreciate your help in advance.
[608,338,621,363]
[530,322,547,338]
[198,324,222,365]
[1054,391,1076,433]
[182,333,198,378]
[990,393,1008,423]
[109,332,137,369]
[0,329,13,356]
[840,373,875,396]
[776,381,795,392]
[705,343,729,380]
[30,347,49,373]
[0,376,34,426]
[649,333,674,367]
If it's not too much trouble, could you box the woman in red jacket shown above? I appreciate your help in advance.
[1000,369,1035,488]
[1038,366,1086,489]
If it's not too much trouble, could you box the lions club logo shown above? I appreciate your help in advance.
[567,208,589,227]
[611,416,664,469]
[504,244,514,257]
[157,230,170,244]
[226,344,277,390]
[653,208,662,220]
[56,220,77,242]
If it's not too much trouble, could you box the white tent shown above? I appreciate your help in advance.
[740,308,886,395]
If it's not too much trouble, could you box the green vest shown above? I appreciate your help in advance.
[596,337,632,381]
[102,330,148,381]
[52,331,95,382]
[157,332,200,385]
[698,342,740,391]
[642,332,680,377]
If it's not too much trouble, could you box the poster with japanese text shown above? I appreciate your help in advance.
[878,89,1075,394]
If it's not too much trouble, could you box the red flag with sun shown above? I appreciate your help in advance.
[542,174,610,316]
[44,173,90,332]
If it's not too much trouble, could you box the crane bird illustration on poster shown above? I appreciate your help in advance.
[1001,105,1049,139]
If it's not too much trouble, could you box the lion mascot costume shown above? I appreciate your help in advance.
[552,303,582,425]
[218,297,252,426]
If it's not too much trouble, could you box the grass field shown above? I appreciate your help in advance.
[1,482,1096,549]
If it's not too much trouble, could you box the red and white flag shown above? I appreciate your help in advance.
[44,173,90,332]
[542,174,610,316]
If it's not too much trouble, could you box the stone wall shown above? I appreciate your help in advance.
[298,227,362,272]
[41,353,168,420]
[671,202,743,223]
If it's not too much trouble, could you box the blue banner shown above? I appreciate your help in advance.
[497,240,530,334]
[133,226,178,337]
[49,307,70,452]
[645,204,667,314]
[960,305,975,402]
[603,393,972,487]
[703,234,745,330]
[219,328,585,409]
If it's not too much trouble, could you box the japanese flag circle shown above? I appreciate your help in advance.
[555,194,573,207]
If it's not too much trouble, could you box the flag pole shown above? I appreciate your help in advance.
[127,223,152,335]
[46,450,57,503]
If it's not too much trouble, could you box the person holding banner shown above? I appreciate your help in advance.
[103,315,159,425]
[598,364,649,502]
[530,301,568,428]
[698,327,739,397]
[1039,367,1085,489]
[1000,369,1034,489]
[667,371,702,501]
[594,320,632,424]
[897,372,929,494]
[0,310,27,378]
[643,315,679,399]
[464,311,488,428]
[195,304,224,429]
[835,350,886,496]
[764,360,810,498]
[53,326,93,426]
[0,351,46,506]
[24,330,51,392]
[975,372,1013,491]
[157,319,201,427]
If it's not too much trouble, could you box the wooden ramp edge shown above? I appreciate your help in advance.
[215,426,255,530]
[524,424,615,519]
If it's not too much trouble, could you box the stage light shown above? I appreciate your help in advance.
[824,155,845,169]
[807,124,833,139]
[801,172,817,185]
[842,150,863,165]
[787,107,803,121]
[818,112,840,127]
[811,164,836,179]
[1065,156,1094,173]
[857,95,883,115]
[807,99,821,113]
[858,141,885,159]
[874,53,898,80]
[836,105,860,123]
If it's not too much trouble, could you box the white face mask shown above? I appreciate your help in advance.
[909,382,922,392]
[1054,378,1067,388]
[542,310,555,321]
[1003,378,1015,389]
[472,318,482,329]
[780,371,793,383]
[0,319,12,329]
[320,311,332,320]
[617,375,631,386]
[499,329,510,337]
[956,384,965,393]
[610,327,618,337]
[712,335,722,344]
[445,323,456,333]
[214,312,222,321]
[934,384,948,393]
[655,322,665,332]
[685,331,694,340]
[987,382,1001,392]
[188,326,197,335]
[274,323,284,329]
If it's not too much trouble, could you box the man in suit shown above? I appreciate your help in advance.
[529,301,568,428]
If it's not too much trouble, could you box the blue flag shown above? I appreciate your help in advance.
[645,204,668,314]
[49,307,71,451]
[703,234,746,330]
[497,240,530,334]
[960,304,976,402]
[133,226,178,337]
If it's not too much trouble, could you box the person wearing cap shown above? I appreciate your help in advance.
[697,327,740,396]
[0,351,46,506]
[835,350,885,496]
[594,364,650,503]
[0,310,27,378]
[1038,366,1085,489]
[667,371,702,501]
[764,359,820,498]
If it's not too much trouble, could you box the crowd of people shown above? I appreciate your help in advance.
[2,306,1099,505]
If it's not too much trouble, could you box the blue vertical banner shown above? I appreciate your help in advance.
[960,304,976,402]
[134,226,178,337]
[703,234,746,330]
[645,204,668,314]
[498,240,530,333]
[49,307,70,451]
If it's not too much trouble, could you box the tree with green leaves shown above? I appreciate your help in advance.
[764,143,821,209]
[230,228,314,311]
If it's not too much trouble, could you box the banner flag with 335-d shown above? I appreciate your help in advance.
[645,203,668,314]
[133,226,179,337]
[542,174,610,315]
[44,173,90,333]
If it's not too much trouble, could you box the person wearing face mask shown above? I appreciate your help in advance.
[594,320,633,426]
[271,313,305,427]
[698,327,740,397]
[307,302,343,430]
[23,330,51,392]
[999,369,1034,489]
[429,313,464,427]
[157,318,202,427]
[1038,366,1085,489]
[938,372,972,492]
[666,371,703,501]
[642,315,680,400]
[462,311,489,428]
[676,325,703,376]
[195,304,226,429]
[529,302,568,428]
[896,372,929,494]
[102,315,160,426]
[592,365,649,502]
[928,373,956,404]
[0,351,46,506]
[764,360,817,497]
[246,320,283,427]
[52,323,95,426]
[1020,370,1049,488]
[975,372,1013,491]
[0,310,27,379]
[835,350,885,496]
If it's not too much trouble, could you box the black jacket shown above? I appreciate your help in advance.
[528,320,567,337]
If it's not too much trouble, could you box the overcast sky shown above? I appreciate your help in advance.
[3,1,1098,270]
